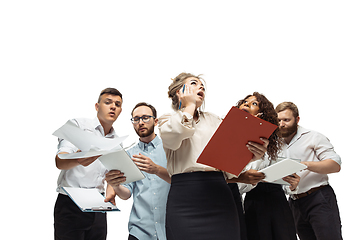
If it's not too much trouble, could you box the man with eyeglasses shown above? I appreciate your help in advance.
[105,102,170,240]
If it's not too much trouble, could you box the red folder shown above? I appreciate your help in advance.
[197,107,278,176]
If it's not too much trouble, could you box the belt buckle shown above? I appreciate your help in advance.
[292,194,300,200]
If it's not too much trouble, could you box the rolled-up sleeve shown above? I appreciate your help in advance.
[57,138,78,155]
[158,111,196,151]
[56,119,79,155]
[314,132,342,166]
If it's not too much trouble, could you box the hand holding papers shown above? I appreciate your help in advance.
[99,149,145,185]
[197,107,278,176]
[53,120,128,156]
[62,187,119,212]
[53,120,145,184]
[259,159,307,184]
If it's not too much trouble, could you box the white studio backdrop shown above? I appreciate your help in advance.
[0,1,358,239]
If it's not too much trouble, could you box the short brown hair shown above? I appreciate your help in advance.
[167,72,205,111]
[275,102,299,118]
[131,102,157,118]
[98,88,123,103]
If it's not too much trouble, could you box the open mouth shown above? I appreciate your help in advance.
[109,112,115,117]
[197,91,204,99]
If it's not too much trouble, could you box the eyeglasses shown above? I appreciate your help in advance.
[131,115,155,124]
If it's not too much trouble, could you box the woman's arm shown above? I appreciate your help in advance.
[158,112,196,150]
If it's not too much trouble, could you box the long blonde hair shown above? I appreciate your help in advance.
[167,72,206,111]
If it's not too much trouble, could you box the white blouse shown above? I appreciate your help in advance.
[159,110,235,179]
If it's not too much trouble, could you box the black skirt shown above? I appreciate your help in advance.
[166,171,241,240]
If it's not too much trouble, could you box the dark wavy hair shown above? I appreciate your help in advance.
[236,92,283,161]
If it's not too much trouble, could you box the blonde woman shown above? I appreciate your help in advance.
[158,73,268,240]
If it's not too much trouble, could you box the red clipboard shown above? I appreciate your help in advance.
[197,107,278,176]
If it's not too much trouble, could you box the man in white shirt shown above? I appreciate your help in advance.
[54,88,122,240]
[276,102,342,240]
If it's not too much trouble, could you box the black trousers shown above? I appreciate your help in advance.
[54,194,107,240]
[289,185,342,240]
[244,182,297,240]
[166,172,240,240]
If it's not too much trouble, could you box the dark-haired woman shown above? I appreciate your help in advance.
[236,92,299,240]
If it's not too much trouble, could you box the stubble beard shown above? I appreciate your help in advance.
[136,124,155,138]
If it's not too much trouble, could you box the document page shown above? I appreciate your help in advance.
[53,120,127,151]
[57,149,119,159]
[98,149,145,184]
[62,187,120,212]
[53,120,144,184]
[259,159,307,183]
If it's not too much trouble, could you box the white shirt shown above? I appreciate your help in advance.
[56,117,118,195]
[279,125,341,195]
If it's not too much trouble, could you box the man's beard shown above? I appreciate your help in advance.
[280,122,298,138]
[136,124,155,138]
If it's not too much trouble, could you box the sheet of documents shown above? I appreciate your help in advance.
[271,178,290,185]
[57,149,118,159]
[197,107,278,176]
[259,159,307,183]
[53,120,127,151]
[62,187,119,212]
[53,120,144,184]
[98,149,145,184]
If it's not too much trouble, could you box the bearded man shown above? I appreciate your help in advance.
[276,102,342,240]
[105,102,170,240]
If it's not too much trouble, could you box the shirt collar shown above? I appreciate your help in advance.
[287,125,310,147]
[138,135,161,151]
[93,117,116,137]
[195,111,204,124]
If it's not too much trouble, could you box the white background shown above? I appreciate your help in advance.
[1,1,359,239]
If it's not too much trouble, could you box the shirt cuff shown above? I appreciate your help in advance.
[284,185,299,195]
[181,112,194,128]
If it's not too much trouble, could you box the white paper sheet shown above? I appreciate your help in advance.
[259,159,307,183]
[57,148,119,159]
[53,121,144,185]
[98,149,145,184]
[271,178,291,186]
[52,120,127,151]
[62,187,119,212]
